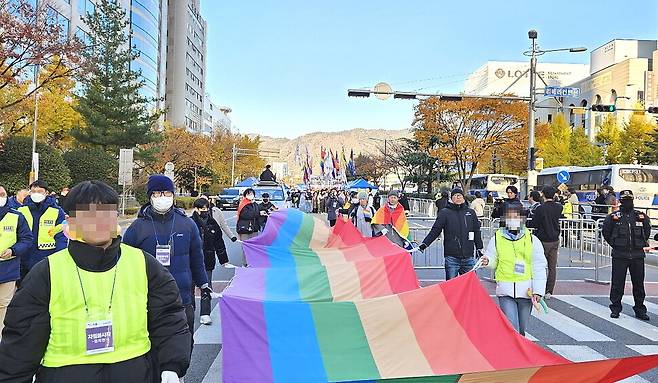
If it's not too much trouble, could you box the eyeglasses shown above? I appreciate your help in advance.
[152,191,174,197]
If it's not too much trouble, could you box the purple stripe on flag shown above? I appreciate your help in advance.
[220,296,273,383]
[223,268,266,300]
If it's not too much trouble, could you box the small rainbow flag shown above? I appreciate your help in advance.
[221,209,658,382]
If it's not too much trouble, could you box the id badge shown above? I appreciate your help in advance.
[514,261,525,275]
[86,319,114,355]
[156,244,171,266]
[468,232,474,241]
[636,222,643,227]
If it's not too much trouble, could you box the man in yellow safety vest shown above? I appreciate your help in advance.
[0,181,191,382]
[17,180,67,279]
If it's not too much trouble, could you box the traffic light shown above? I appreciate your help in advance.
[591,104,616,112]
[648,106,658,114]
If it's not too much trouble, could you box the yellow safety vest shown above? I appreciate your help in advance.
[494,229,533,282]
[562,201,573,218]
[0,212,18,253]
[42,244,151,367]
[17,206,59,250]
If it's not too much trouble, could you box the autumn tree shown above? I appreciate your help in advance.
[0,0,82,117]
[146,126,213,190]
[380,138,442,194]
[72,0,161,155]
[209,127,264,188]
[537,114,602,167]
[353,154,387,186]
[413,97,527,190]
[618,115,654,164]
[596,115,623,164]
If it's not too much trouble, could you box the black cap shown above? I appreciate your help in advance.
[262,192,270,198]
[619,190,634,200]
[451,188,464,197]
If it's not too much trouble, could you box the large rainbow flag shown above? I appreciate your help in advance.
[221,209,658,382]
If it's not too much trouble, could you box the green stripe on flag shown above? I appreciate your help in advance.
[293,213,316,249]
[311,302,380,382]
[297,265,333,301]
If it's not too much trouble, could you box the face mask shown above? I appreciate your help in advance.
[151,196,174,212]
[263,199,270,203]
[30,192,46,203]
[246,194,255,201]
[388,202,398,208]
[200,211,209,218]
[351,198,358,204]
[0,197,6,207]
[506,218,521,230]
[620,199,634,210]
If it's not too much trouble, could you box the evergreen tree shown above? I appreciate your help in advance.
[72,0,161,155]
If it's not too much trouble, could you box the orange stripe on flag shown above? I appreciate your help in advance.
[457,367,538,382]
[355,295,433,378]
[355,258,393,299]
[399,284,494,375]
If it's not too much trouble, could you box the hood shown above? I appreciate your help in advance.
[68,237,123,272]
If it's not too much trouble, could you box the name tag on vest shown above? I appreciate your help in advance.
[514,261,525,275]
[86,320,114,355]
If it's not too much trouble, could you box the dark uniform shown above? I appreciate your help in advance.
[602,190,650,320]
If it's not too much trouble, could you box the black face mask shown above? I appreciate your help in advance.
[200,211,210,219]
[620,199,634,210]
[263,199,270,203]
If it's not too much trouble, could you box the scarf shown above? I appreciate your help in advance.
[372,203,410,240]
[237,198,252,216]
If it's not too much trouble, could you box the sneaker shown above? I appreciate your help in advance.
[222,263,236,268]
[210,292,221,299]
[200,315,212,325]
[544,293,552,300]
[636,313,650,321]
[610,312,620,319]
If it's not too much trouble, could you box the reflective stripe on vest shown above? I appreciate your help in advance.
[0,212,18,253]
[42,244,151,367]
[494,229,533,282]
[17,206,58,250]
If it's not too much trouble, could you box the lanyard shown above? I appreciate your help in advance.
[151,211,176,246]
[75,259,119,317]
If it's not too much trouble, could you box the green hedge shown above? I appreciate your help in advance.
[176,196,197,209]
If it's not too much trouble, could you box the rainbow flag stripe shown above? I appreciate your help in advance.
[221,209,658,382]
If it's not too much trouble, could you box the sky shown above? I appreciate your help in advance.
[200,1,658,139]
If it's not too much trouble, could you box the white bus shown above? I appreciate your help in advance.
[468,174,521,199]
[537,164,658,215]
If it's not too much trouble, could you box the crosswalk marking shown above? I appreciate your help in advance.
[194,303,222,345]
[525,333,538,341]
[547,345,650,383]
[558,296,658,341]
[201,350,222,383]
[622,296,658,315]
[627,345,658,356]
[531,304,613,342]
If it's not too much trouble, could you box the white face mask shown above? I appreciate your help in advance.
[388,202,398,208]
[30,193,46,203]
[0,197,6,207]
[246,194,255,201]
[151,196,174,212]
[506,218,521,230]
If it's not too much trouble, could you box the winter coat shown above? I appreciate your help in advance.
[399,195,410,212]
[236,202,261,234]
[20,195,67,272]
[191,211,229,268]
[0,238,191,382]
[526,201,562,243]
[484,228,547,298]
[6,197,22,209]
[470,198,486,217]
[350,204,375,237]
[421,202,483,258]
[258,201,277,228]
[259,169,276,182]
[602,208,651,259]
[209,205,235,239]
[0,206,33,283]
[123,205,208,305]
[325,197,341,221]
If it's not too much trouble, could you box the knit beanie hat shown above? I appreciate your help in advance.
[147,174,175,198]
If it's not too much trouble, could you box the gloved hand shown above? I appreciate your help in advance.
[200,283,213,294]
[380,228,389,236]
[418,243,427,251]
[161,371,179,383]
[231,236,238,242]
[364,217,372,223]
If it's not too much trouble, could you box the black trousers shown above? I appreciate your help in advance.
[184,302,195,355]
[329,219,336,227]
[609,257,647,315]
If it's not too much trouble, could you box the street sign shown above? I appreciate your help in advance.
[544,86,581,98]
[572,107,586,115]
[557,169,571,183]
[557,183,568,193]
[165,162,175,172]
[118,149,133,186]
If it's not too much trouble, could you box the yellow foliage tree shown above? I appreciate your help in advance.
[209,127,265,188]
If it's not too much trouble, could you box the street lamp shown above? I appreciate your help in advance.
[524,30,586,181]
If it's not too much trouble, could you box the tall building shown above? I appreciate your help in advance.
[41,0,168,109]
[165,0,207,133]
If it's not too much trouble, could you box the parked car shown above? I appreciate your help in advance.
[218,188,240,210]
[253,181,289,210]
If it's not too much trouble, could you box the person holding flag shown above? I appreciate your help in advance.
[371,190,412,249]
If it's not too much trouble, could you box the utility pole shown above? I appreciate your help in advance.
[527,30,538,173]
[30,64,40,184]
[231,143,236,186]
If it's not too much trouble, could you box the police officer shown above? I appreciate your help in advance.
[602,189,650,320]
[0,181,191,382]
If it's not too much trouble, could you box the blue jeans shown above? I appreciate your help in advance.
[498,296,533,336]
[444,256,475,280]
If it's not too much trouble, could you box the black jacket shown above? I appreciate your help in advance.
[0,238,191,383]
[422,202,483,258]
[399,195,410,211]
[491,197,521,219]
[602,208,651,259]
[526,200,562,242]
[259,169,276,182]
[258,201,276,227]
[191,212,225,251]
[236,202,261,234]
